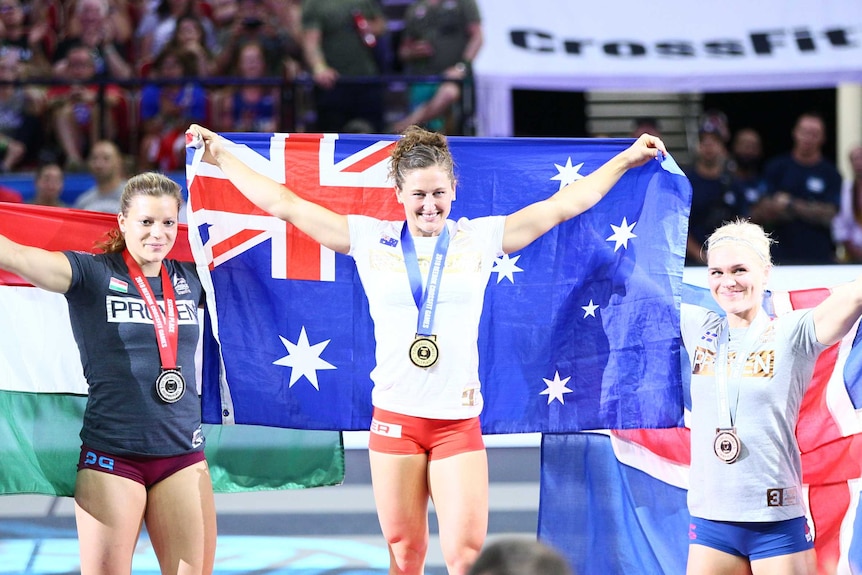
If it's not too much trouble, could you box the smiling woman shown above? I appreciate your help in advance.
[187,121,665,575]
[0,171,216,575]
[681,218,862,575]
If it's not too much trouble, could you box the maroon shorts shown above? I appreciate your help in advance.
[368,407,484,461]
[77,445,206,488]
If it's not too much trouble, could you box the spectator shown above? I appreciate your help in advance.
[54,0,134,48]
[213,0,303,79]
[30,161,65,207]
[699,108,731,141]
[728,127,765,208]
[631,116,661,138]
[73,140,127,213]
[212,40,279,132]
[138,45,208,172]
[684,117,748,265]
[749,111,842,264]
[160,13,215,76]
[301,0,386,133]
[46,43,126,170]
[209,0,239,56]
[52,0,134,80]
[0,48,45,171]
[393,0,483,135]
[136,0,216,63]
[832,145,862,263]
[0,0,53,77]
[467,538,573,575]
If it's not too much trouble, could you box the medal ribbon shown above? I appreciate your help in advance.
[715,310,769,428]
[401,222,451,337]
[122,250,179,369]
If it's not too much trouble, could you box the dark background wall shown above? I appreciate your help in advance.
[511,88,839,162]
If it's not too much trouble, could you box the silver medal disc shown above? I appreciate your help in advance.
[713,428,741,464]
[155,368,186,403]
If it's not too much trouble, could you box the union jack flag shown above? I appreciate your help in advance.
[188,133,403,281]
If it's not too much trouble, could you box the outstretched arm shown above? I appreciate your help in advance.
[501,133,666,254]
[188,125,351,254]
[813,277,862,346]
[0,235,72,293]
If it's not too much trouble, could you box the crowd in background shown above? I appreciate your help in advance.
[0,0,481,175]
[0,0,861,266]
[671,108,862,266]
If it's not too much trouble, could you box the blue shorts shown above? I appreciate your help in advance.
[77,444,206,489]
[688,516,814,560]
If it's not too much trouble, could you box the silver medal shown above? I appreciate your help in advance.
[155,368,186,403]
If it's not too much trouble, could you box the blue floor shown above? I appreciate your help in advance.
[1,536,395,574]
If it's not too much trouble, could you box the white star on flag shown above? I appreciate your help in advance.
[582,299,599,318]
[550,157,585,190]
[606,217,637,252]
[492,253,523,284]
[273,327,337,390]
[540,371,573,405]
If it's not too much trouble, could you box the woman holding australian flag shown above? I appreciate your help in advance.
[186,122,664,575]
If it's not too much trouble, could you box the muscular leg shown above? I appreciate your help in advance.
[369,450,430,575]
[145,460,217,575]
[751,549,816,575]
[429,449,488,575]
[687,544,753,575]
[74,468,147,575]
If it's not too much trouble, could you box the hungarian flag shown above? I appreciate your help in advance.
[540,285,862,574]
[0,203,344,496]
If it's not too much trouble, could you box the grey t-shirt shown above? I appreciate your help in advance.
[64,251,205,457]
[72,181,127,214]
[681,303,826,521]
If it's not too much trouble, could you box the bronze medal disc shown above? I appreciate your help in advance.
[713,428,741,464]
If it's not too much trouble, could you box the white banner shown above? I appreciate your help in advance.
[474,0,862,135]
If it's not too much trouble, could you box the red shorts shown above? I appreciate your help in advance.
[77,445,206,488]
[368,407,484,461]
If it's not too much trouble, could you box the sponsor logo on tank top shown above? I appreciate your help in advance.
[105,296,198,324]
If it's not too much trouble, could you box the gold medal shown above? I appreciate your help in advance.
[713,427,741,463]
[409,335,439,368]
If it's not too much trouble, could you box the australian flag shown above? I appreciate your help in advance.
[186,132,692,433]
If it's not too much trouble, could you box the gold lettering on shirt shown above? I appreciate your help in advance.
[462,387,479,407]
[691,348,775,378]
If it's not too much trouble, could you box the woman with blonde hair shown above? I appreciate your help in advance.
[682,218,862,574]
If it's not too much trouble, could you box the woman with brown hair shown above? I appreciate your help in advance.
[0,172,216,575]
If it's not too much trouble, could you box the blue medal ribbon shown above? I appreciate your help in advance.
[400,222,451,337]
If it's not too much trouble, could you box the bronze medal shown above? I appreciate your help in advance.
[155,368,186,403]
[409,335,439,368]
[713,427,741,463]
